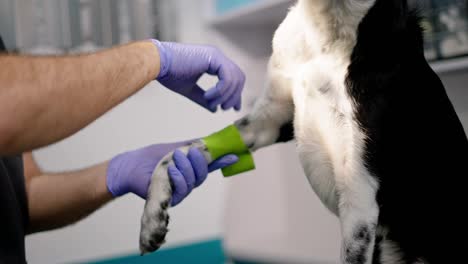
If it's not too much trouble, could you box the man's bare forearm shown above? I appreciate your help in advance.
[26,162,113,234]
[0,41,160,155]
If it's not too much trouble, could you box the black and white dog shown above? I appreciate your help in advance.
[140,0,468,263]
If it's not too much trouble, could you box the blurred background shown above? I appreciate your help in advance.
[420,0,468,60]
[0,0,467,263]
[0,0,178,53]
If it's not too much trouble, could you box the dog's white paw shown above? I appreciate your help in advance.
[139,201,170,254]
[139,152,172,254]
[139,140,211,255]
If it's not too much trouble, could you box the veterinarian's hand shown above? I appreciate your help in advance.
[168,148,237,206]
[152,40,245,112]
[106,142,238,204]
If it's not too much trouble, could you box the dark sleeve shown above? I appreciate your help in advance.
[0,36,5,50]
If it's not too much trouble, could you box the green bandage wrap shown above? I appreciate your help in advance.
[202,125,255,177]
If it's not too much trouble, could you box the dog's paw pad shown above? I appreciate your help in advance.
[140,211,169,255]
[140,228,168,255]
[139,208,170,255]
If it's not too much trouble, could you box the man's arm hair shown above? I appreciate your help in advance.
[24,152,113,233]
[0,41,160,155]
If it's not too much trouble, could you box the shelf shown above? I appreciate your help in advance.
[208,0,295,28]
[430,56,468,74]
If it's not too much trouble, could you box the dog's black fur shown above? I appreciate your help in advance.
[347,0,468,262]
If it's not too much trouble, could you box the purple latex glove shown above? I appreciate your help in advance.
[106,142,238,205]
[168,148,237,206]
[151,39,245,112]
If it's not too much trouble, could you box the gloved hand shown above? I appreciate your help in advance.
[106,142,238,206]
[151,40,245,112]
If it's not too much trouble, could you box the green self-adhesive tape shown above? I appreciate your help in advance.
[202,125,255,177]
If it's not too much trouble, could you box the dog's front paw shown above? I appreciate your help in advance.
[138,140,211,255]
[139,153,173,255]
[139,196,170,254]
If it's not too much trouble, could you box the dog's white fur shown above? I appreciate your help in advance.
[141,1,383,263]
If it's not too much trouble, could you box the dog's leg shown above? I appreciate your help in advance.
[139,140,211,254]
[336,165,379,264]
[297,108,379,264]
[139,60,295,254]
[234,70,295,151]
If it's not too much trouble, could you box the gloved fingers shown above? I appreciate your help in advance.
[173,150,196,192]
[222,66,244,110]
[186,84,217,112]
[204,62,237,102]
[208,72,244,110]
[234,95,242,111]
[208,154,239,172]
[187,148,209,187]
[221,84,243,111]
[201,47,245,110]
[209,64,245,110]
[204,74,227,101]
[153,41,245,112]
[208,80,237,111]
[206,47,224,75]
[168,165,188,207]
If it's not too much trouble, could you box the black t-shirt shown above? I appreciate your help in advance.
[0,36,28,264]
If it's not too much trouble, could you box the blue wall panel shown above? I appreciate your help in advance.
[216,0,259,14]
